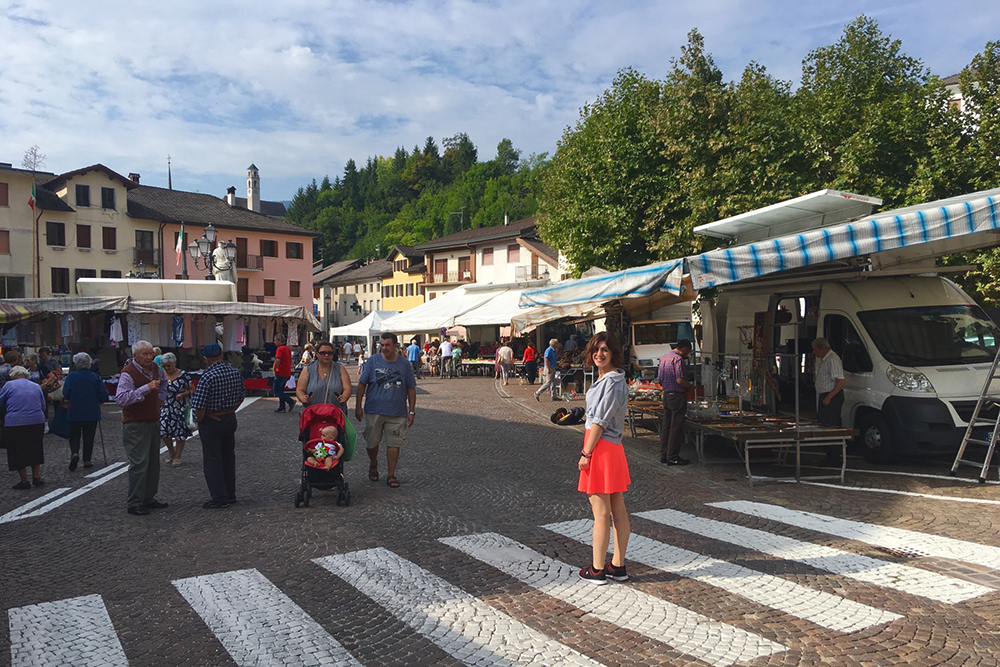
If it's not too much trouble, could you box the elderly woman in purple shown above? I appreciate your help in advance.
[0,366,47,489]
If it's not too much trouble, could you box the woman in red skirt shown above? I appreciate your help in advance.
[577,332,631,584]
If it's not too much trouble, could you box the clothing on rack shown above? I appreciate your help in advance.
[172,316,185,345]
[109,316,124,344]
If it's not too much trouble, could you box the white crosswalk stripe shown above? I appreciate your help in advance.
[172,568,363,667]
[637,508,992,604]
[8,594,129,667]
[709,500,1000,572]
[440,532,787,667]
[543,519,902,632]
[314,547,605,666]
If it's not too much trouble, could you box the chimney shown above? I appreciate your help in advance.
[226,186,236,206]
[504,211,509,226]
[128,173,140,183]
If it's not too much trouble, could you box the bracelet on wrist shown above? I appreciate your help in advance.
[580,450,592,459]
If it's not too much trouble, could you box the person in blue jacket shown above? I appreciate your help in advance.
[61,352,110,471]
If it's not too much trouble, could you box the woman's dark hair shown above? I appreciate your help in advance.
[583,332,625,369]
[315,340,336,361]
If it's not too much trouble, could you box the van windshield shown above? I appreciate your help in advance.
[857,305,999,366]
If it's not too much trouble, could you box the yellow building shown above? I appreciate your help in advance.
[382,245,425,311]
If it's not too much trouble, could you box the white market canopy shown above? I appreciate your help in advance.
[77,278,237,301]
[379,285,520,334]
[329,310,400,339]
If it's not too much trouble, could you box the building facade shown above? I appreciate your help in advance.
[382,245,425,312]
[323,260,391,328]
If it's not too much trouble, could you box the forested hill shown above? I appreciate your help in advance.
[285,134,547,264]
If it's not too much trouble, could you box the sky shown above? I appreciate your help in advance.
[2,0,997,205]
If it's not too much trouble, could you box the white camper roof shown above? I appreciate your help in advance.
[694,189,882,244]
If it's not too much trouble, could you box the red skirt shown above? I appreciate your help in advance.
[578,431,631,495]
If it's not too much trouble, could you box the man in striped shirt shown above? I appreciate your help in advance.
[658,339,693,466]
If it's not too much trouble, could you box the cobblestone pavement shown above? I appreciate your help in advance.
[2,374,999,666]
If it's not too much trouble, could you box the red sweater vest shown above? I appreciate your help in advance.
[121,363,161,423]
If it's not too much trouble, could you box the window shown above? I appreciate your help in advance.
[313,287,321,299]
[103,226,117,250]
[101,270,122,279]
[74,268,97,293]
[0,275,25,298]
[264,279,275,297]
[363,283,367,293]
[260,239,277,257]
[290,280,300,298]
[507,244,520,263]
[51,267,70,294]
[286,242,303,259]
[101,187,116,210]
[0,182,8,206]
[46,221,66,246]
[173,230,189,249]
[406,282,414,296]
[75,184,91,207]
[482,247,494,266]
[825,314,874,373]
[0,230,8,254]
[856,305,1000,366]
[135,229,155,265]
[394,259,407,272]
[77,224,91,249]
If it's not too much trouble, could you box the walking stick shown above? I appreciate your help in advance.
[98,419,108,466]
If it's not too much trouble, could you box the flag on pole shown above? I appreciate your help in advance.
[28,182,36,211]
[176,222,184,267]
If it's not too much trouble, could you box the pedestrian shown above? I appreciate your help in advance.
[812,337,846,464]
[62,352,109,471]
[159,353,193,467]
[522,342,538,385]
[439,338,453,378]
[114,340,169,515]
[534,339,562,401]
[406,338,423,379]
[353,341,363,373]
[296,340,352,414]
[577,332,631,584]
[300,343,315,367]
[0,366,47,489]
[451,341,464,377]
[342,339,353,362]
[564,334,579,353]
[355,332,416,489]
[272,333,295,413]
[658,339,693,466]
[191,343,246,509]
[497,339,514,385]
[0,350,21,389]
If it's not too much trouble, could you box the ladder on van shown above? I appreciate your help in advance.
[951,352,1000,483]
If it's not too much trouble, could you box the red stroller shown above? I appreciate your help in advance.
[295,404,351,507]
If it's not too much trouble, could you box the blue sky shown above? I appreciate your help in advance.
[1,0,997,204]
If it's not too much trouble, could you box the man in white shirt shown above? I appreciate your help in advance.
[439,339,454,378]
[342,340,352,361]
[813,337,847,463]
[496,340,514,385]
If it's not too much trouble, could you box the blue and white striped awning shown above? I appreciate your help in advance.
[518,259,684,308]
[688,189,1000,290]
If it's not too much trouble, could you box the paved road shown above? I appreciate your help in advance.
[2,375,999,666]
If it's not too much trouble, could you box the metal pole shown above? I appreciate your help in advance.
[98,420,108,466]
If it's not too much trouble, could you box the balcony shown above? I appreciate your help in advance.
[424,269,473,285]
[133,247,162,266]
[236,253,265,271]
[514,265,550,282]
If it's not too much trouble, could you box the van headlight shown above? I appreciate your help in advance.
[886,365,934,392]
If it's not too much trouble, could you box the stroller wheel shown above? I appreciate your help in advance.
[302,493,309,508]
[336,492,344,506]
[294,492,302,508]
[343,489,351,506]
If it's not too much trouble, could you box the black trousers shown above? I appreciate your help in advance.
[660,391,688,458]
[200,413,238,502]
[818,391,845,460]
[69,421,98,461]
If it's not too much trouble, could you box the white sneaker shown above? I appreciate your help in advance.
[43,423,49,434]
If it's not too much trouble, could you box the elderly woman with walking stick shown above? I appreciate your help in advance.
[62,352,110,471]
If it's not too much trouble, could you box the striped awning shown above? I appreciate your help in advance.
[518,259,684,309]
[0,302,44,330]
[688,189,1000,290]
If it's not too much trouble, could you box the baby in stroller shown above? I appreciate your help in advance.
[304,425,344,470]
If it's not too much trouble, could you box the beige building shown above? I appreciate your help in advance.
[0,162,58,297]
[382,245,425,311]
[323,260,391,328]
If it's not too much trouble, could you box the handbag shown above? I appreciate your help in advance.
[45,379,64,403]
[50,402,71,439]
[184,402,197,432]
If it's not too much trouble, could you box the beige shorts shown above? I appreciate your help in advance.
[363,413,408,449]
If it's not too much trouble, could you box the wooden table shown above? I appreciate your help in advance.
[627,400,664,437]
[686,417,856,485]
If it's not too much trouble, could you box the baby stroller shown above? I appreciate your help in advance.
[295,404,353,507]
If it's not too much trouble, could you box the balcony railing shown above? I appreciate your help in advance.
[514,265,550,282]
[133,247,162,266]
[424,270,473,284]
[236,253,265,271]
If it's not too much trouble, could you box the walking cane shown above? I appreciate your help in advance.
[98,419,108,466]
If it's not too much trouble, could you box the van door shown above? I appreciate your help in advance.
[823,312,875,425]
[767,293,820,418]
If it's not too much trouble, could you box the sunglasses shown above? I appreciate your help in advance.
[318,350,334,355]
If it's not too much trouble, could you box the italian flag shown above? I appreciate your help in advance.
[175,222,184,267]
[28,182,35,211]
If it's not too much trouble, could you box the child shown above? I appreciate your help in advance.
[304,425,343,470]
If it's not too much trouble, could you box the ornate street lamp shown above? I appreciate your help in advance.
[189,223,237,279]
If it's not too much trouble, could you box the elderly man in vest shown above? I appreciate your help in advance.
[114,340,169,516]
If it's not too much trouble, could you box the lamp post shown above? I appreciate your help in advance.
[188,223,237,279]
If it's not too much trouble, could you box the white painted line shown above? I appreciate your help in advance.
[315,547,604,666]
[0,488,70,525]
[440,532,785,667]
[173,568,362,667]
[85,461,127,478]
[543,519,901,632]
[779,480,1000,506]
[638,509,991,604]
[8,593,129,667]
[709,501,1000,573]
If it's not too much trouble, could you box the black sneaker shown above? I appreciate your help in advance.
[274,408,286,413]
[69,455,79,472]
[12,481,31,490]
[579,565,608,585]
[605,562,629,582]
[665,456,690,466]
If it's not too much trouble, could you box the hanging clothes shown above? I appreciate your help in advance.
[127,315,141,346]
[60,314,75,339]
[288,324,299,347]
[110,316,125,345]
[234,318,246,348]
[172,316,185,346]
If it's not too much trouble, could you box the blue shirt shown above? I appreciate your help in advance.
[543,346,558,371]
[359,354,415,417]
[0,378,47,427]
[62,369,110,422]
[191,361,245,413]
[406,343,421,362]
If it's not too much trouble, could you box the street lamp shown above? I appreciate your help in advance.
[189,223,237,279]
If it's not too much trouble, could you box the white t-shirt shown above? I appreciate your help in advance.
[343,342,352,356]
[497,346,514,364]
[440,340,453,357]
[353,343,362,356]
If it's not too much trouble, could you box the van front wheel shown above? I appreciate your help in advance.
[859,412,895,463]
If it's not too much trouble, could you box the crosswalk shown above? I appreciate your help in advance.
[8,501,999,666]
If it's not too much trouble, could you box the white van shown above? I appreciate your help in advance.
[704,275,1000,461]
